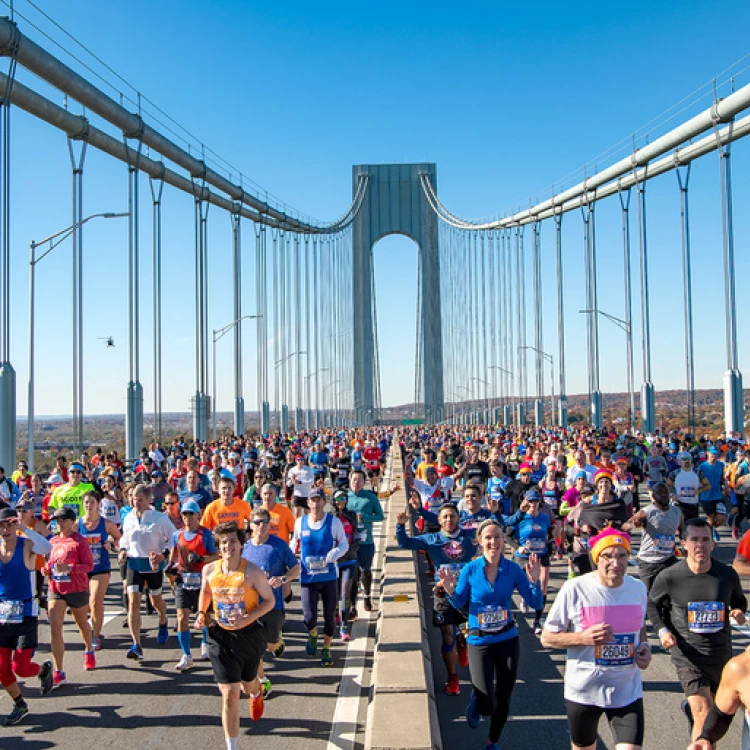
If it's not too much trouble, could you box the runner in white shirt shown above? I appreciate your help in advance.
[541,528,652,750]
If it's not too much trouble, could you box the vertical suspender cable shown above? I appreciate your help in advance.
[149,176,164,441]
[554,210,567,428]
[618,189,636,433]
[480,231,488,420]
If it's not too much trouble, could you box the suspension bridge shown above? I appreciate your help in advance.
[0,12,747,474]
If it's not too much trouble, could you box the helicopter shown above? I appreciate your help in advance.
[97,336,115,348]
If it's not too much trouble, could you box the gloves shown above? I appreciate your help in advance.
[325,550,339,565]
[187,553,204,565]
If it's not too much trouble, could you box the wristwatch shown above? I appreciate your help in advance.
[281,576,288,584]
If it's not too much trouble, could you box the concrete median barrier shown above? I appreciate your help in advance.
[366,441,442,750]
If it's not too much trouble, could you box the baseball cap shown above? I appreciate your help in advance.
[0,507,17,521]
[333,489,348,502]
[708,447,720,455]
[15,499,35,512]
[69,462,85,473]
[181,499,201,514]
[524,489,542,503]
[309,488,326,501]
[52,507,76,521]
[677,451,692,461]
[228,452,238,459]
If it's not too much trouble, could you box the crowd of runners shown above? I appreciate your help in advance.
[1,424,750,748]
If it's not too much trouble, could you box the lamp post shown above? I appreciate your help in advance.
[519,346,554,427]
[212,315,262,442]
[579,309,633,432]
[28,212,128,473]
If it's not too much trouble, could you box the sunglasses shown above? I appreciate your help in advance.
[69,470,83,475]
[251,519,270,525]
[181,511,196,516]
[165,501,179,506]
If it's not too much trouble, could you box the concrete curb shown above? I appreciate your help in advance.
[366,440,442,750]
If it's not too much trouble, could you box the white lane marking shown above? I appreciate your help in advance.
[326,456,389,750]
[102,609,126,627]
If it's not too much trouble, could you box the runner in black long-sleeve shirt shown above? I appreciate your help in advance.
[648,517,747,743]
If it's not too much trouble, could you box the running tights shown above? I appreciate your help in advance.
[338,565,358,624]
[301,580,337,637]
[467,637,520,744]
[0,648,39,688]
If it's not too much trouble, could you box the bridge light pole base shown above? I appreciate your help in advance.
[640,382,655,435]
[724,369,745,437]
[234,397,244,437]
[590,391,603,431]
[191,392,210,443]
[534,399,543,428]
[126,381,144,460]
[0,363,16,470]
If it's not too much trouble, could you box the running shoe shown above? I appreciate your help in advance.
[175,654,194,672]
[486,743,501,750]
[157,621,169,644]
[38,659,53,696]
[567,566,577,580]
[363,596,372,612]
[249,692,264,721]
[681,699,694,735]
[713,528,721,542]
[533,619,543,636]
[349,606,358,623]
[3,701,28,726]
[94,637,102,651]
[83,650,96,671]
[53,670,67,688]
[200,642,210,660]
[306,632,318,656]
[126,644,144,662]
[260,677,272,699]
[340,624,351,642]
[465,690,481,728]
[321,647,333,667]
[273,638,286,658]
[456,637,468,668]
[445,674,460,696]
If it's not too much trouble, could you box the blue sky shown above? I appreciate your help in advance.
[5,0,750,416]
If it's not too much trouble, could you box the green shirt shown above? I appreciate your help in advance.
[49,482,95,518]
[345,490,385,545]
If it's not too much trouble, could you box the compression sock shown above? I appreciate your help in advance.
[202,627,208,644]
[177,629,191,656]
[225,738,238,750]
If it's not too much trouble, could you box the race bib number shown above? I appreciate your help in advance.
[526,537,546,554]
[52,570,70,583]
[477,605,509,632]
[653,534,675,554]
[0,600,24,625]
[216,601,246,627]
[595,633,636,667]
[716,502,727,515]
[90,546,102,567]
[305,556,329,574]
[181,572,202,590]
[338,469,347,478]
[679,486,696,499]
[688,601,725,633]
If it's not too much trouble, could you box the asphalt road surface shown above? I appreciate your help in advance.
[424,528,748,750]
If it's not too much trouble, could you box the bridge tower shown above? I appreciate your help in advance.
[351,163,444,425]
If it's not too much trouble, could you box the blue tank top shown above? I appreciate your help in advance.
[79,516,111,574]
[300,513,337,584]
[0,539,33,622]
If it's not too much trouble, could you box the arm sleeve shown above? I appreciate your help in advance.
[396,524,427,551]
[647,570,672,631]
[290,518,303,555]
[361,497,385,524]
[327,517,349,562]
[22,526,52,556]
